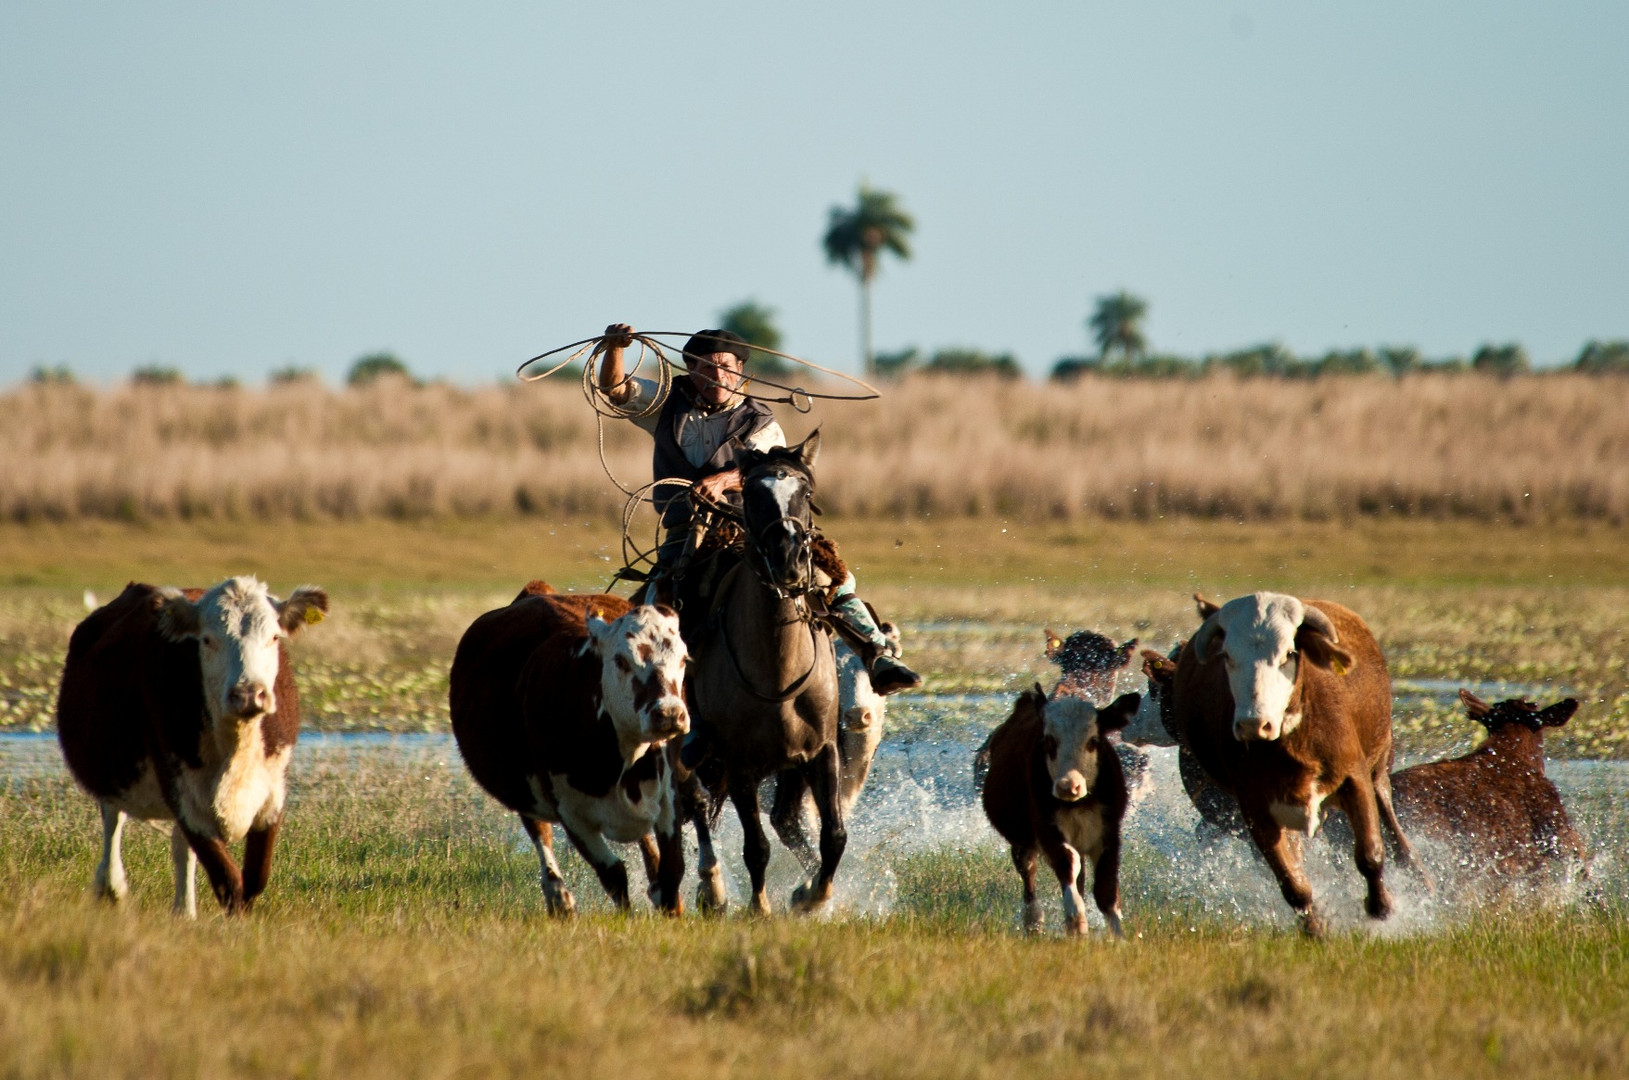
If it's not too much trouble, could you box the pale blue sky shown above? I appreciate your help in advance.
[3,1,1625,384]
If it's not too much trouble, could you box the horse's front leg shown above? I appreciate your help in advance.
[769,771,819,878]
[728,770,773,917]
[677,768,728,914]
[791,744,846,914]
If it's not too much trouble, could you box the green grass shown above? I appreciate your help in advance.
[3,749,1628,1080]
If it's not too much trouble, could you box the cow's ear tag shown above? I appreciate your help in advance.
[304,607,325,625]
[1331,657,1349,676]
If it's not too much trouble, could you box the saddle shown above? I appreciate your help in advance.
[670,514,854,647]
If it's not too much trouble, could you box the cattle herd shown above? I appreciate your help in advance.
[54,575,1590,938]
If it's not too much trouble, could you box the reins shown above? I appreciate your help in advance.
[705,458,826,703]
[716,605,823,704]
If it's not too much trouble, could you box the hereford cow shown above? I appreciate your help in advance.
[57,577,329,916]
[974,628,1141,794]
[981,684,1142,937]
[1391,690,1587,883]
[450,583,690,915]
[1174,592,1422,935]
[832,617,900,815]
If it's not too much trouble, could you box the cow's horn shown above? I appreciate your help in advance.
[1300,604,1338,643]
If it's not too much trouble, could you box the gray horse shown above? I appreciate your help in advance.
[682,433,846,915]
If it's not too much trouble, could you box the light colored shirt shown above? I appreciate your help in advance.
[619,376,786,470]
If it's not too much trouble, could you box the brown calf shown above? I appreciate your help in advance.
[1391,690,1587,882]
[981,685,1142,937]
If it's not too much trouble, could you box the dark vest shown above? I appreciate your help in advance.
[651,381,776,531]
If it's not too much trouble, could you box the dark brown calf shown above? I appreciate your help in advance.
[981,685,1141,937]
[1391,690,1587,882]
[973,628,1138,793]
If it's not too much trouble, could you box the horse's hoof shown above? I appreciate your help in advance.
[544,887,576,918]
[1366,883,1394,921]
[1299,907,1328,940]
[1065,916,1089,938]
[696,870,728,915]
[750,893,773,918]
[789,880,832,914]
[696,885,727,916]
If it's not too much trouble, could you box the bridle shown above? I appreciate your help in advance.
[740,462,817,603]
[708,456,825,703]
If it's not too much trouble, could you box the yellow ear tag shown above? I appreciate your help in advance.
[304,607,325,625]
[1331,657,1349,676]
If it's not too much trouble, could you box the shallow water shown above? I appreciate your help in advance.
[9,710,1625,930]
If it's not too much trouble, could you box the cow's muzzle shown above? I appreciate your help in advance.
[646,702,689,740]
[1233,715,1281,742]
[225,682,272,719]
[1052,773,1088,802]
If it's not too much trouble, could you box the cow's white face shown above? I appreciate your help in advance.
[836,623,895,733]
[157,577,329,724]
[587,604,689,759]
[1041,692,1141,802]
[1202,592,1307,742]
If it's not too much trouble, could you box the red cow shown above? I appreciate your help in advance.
[1174,591,1423,935]
[57,577,329,916]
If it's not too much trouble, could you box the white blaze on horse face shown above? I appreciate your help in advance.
[1042,695,1105,803]
[587,606,689,760]
[1215,592,1305,742]
[157,577,287,723]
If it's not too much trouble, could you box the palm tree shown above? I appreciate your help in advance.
[1088,291,1149,362]
[823,184,914,376]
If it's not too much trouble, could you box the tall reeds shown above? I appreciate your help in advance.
[2,372,1624,523]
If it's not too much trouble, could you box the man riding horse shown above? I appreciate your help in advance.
[596,322,920,701]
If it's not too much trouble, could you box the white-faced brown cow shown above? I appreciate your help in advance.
[831,618,900,816]
[1391,690,1587,884]
[57,577,329,916]
[450,583,690,915]
[1174,592,1422,935]
[981,685,1142,937]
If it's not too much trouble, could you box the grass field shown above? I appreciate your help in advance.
[2,517,1627,1078]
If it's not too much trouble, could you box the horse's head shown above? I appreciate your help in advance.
[738,431,820,595]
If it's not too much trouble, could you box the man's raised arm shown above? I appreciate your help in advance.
[598,322,636,406]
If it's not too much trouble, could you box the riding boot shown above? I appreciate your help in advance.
[829,588,921,695]
[867,653,922,695]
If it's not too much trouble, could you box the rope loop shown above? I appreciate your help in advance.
[517,329,881,592]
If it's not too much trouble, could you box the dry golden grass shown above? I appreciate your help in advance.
[3,372,1625,522]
